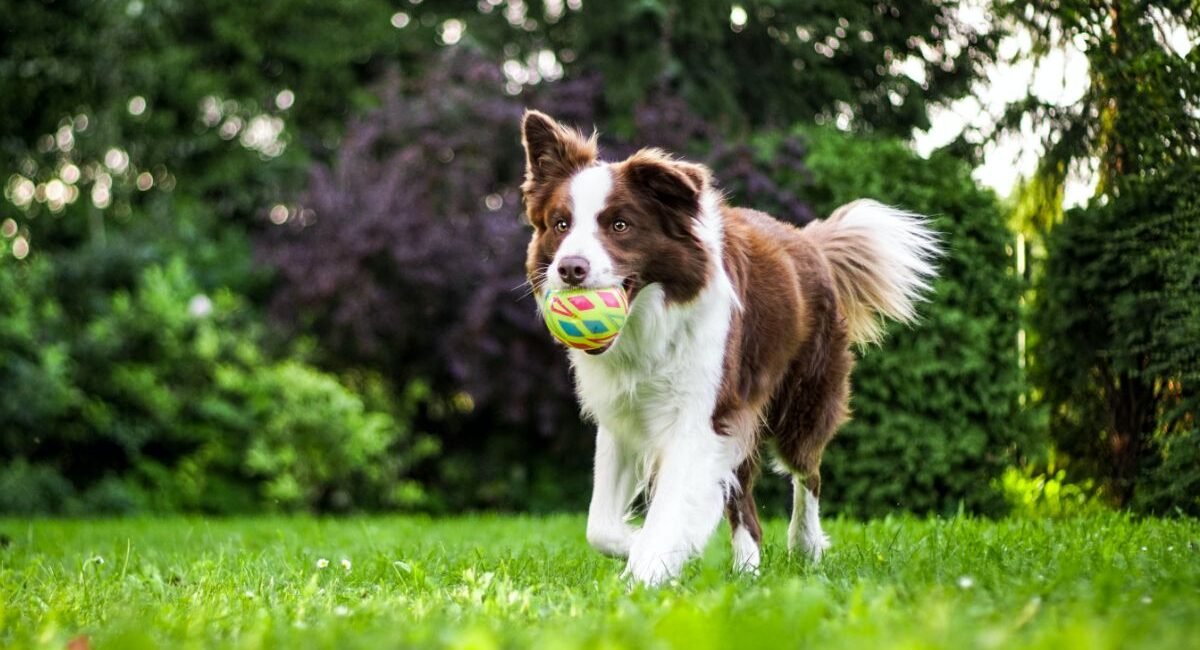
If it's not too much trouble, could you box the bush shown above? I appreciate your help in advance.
[1034,164,1200,515]
[998,456,1103,519]
[216,361,435,511]
[0,252,435,514]
[0,459,77,516]
[755,127,1028,517]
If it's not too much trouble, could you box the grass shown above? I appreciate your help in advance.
[1,514,1198,649]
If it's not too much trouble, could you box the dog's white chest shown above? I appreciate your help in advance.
[571,283,732,445]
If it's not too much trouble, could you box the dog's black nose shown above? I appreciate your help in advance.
[557,256,590,286]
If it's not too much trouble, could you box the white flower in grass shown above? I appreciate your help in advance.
[316,558,330,569]
[957,576,975,589]
[1141,595,1153,604]
[334,605,350,617]
[341,558,352,571]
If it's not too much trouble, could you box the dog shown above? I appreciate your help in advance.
[519,110,940,585]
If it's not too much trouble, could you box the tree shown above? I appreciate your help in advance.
[464,0,1000,135]
[995,0,1200,229]
[997,1,1200,509]
[0,0,407,250]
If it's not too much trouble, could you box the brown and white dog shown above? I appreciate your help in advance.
[520,111,940,585]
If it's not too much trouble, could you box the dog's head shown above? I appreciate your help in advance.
[520,110,713,305]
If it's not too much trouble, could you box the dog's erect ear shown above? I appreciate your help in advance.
[521,110,597,194]
[623,149,709,205]
[622,149,710,239]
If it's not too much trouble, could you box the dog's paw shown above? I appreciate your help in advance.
[788,523,831,563]
[805,531,831,563]
[731,529,761,575]
[586,520,637,558]
[623,535,686,586]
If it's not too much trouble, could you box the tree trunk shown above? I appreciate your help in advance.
[1106,365,1156,506]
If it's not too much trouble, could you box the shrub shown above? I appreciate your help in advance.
[998,455,1103,519]
[0,253,434,514]
[1034,165,1200,515]
[0,459,77,516]
[755,127,1028,517]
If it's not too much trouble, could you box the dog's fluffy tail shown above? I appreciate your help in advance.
[802,199,941,345]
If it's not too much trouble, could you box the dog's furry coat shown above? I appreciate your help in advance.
[520,111,940,584]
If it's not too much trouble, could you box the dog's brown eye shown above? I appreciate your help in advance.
[554,219,569,233]
[612,219,628,233]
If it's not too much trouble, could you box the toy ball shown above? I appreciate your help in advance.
[542,287,630,353]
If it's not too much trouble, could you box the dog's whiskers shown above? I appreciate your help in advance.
[512,264,550,300]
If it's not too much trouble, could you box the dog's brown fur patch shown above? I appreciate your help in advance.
[713,208,854,538]
[605,150,710,303]
[521,110,597,225]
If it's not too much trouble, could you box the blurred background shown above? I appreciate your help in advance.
[0,0,1196,518]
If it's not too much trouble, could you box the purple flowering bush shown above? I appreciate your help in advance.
[258,51,816,509]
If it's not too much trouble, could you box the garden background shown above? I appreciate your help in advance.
[2,0,1197,520]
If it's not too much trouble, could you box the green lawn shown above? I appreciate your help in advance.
[1,515,1197,649]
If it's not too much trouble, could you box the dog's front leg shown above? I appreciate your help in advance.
[624,426,732,586]
[586,427,639,558]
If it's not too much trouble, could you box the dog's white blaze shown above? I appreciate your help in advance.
[548,164,620,290]
[574,189,747,585]
[787,478,830,561]
[731,525,761,574]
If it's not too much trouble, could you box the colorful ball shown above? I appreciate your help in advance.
[542,287,630,352]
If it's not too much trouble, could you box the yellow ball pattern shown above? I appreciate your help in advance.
[542,287,630,352]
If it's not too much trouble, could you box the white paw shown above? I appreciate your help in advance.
[788,529,831,563]
[788,521,831,562]
[805,531,831,563]
[586,521,637,558]
[731,527,761,575]
[624,535,687,586]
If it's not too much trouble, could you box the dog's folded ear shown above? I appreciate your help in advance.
[521,110,597,194]
[622,149,712,240]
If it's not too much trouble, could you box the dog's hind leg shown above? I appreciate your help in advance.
[787,472,830,561]
[725,457,762,574]
[771,337,853,563]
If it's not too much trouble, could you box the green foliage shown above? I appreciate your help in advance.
[995,2,1198,208]
[0,0,412,251]
[998,454,1102,519]
[468,0,999,135]
[0,254,435,514]
[992,3,1199,513]
[1,515,1198,648]
[0,459,77,516]
[1133,427,1200,516]
[1034,165,1200,513]
[0,256,75,441]
[755,127,1027,517]
[219,361,435,511]
[13,0,1187,519]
